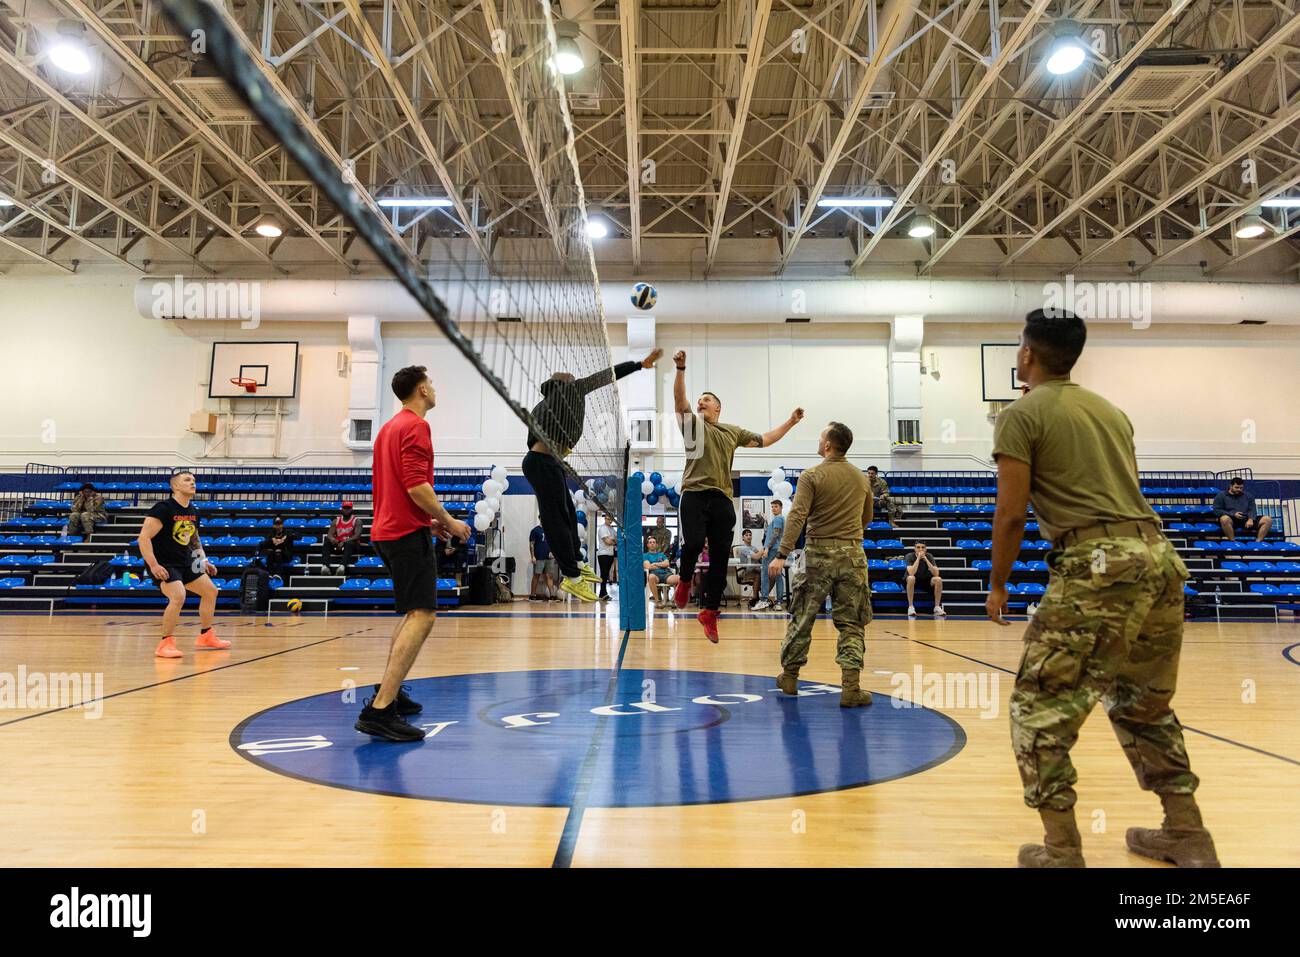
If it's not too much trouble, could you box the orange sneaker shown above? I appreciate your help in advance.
[195,629,231,650]
[155,636,182,659]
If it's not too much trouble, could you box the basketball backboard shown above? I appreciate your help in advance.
[980,343,1024,402]
[209,341,300,398]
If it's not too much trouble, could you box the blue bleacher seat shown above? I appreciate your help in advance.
[941,522,968,531]
[437,579,458,590]
[373,578,394,590]
[930,504,958,513]
[1222,561,1248,571]
[967,521,992,531]
[1184,584,1198,596]
[887,559,907,570]
[956,504,979,514]
[972,560,992,571]
[284,518,308,528]
[868,559,888,570]
[1276,562,1300,573]
[1027,560,1049,571]
[1012,560,1028,571]
[297,536,319,547]
[1250,584,1280,595]
[871,581,902,593]
[0,577,24,588]
[1247,562,1276,572]
[340,578,369,590]
[306,518,331,528]
[239,536,262,546]
[207,518,233,528]
[1278,584,1300,596]
[868,521,892,530]
[956,539,983,549]
[355,556,383,567]
[1021,582,1046,595]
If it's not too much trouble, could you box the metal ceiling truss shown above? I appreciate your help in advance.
[0,0,1296,278]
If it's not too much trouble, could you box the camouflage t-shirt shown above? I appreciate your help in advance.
[680,414,760,495]
[992,378,1157,544]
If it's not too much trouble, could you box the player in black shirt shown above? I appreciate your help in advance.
[137,470,230,659]
[521,349,661,602]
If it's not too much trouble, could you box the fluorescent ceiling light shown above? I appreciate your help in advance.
[1260,197,1300,209]
[377,197,454,208]
[0,197,15,208]
[817,197,895,208]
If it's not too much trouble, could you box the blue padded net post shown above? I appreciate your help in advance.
[618,475,645,632]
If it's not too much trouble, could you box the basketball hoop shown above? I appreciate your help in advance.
[230,377,259,394]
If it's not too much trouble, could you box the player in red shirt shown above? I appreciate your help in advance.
[355,365,471,742]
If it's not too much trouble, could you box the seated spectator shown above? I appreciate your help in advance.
[65,483,106,537]
[1214,477,1272,542]
[258,517,295,578]
[529,521,558,601]
[438,535,469,580]
[321,500,361,574]
[643,545,679,608]
[906,542,946,618]
[732,529,761,609]
[867,466,903,525]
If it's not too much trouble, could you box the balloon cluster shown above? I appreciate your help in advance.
[767,467,793,513]
[474,465,509,532]
[632,470,682,509]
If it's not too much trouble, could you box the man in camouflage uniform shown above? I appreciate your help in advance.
[866,466,901,525]
[768,422,874,707]
[988,309,1217,868]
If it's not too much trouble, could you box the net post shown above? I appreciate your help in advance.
[618,473,645,633]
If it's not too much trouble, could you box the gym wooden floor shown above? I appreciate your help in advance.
[0,603,1296,867]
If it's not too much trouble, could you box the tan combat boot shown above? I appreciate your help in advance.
[839,669,873,708]
[1126,793,1220,868]
[1018,808,1087,868]
[776,669,800,695]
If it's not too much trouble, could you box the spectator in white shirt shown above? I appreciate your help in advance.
[596,518,617,600]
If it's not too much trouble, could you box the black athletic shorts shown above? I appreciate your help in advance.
[373,528,440,614]
[156,564,206,588]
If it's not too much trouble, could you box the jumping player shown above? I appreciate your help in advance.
[139,470,229,659]
[523,348,663,602]
[672,349,803,642]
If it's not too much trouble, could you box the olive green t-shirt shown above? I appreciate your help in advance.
[680,414,761,495]
[992,378,1157,544]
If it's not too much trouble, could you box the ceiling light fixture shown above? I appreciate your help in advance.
[552,21,585,75]
[1260,197,1300,209]
[49,20,93,75]
[907,205,935,239]
[585,215,609,240]
[1045,20,1087,76]
[817,197,896,208]
[1233,212,1269,239]
[253,215,283,238]
[377,197,454,208]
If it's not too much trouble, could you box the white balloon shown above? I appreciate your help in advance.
[484,479,504,498]
[767,477,777,492]
[779,499,792,514]
[770,468,785,483]
[491,465,507,484]
[673,483,683,496]
[641,480,654,496]
[776,480,793,499]
[486,496,501,513]
[473,513,492,531]
[481,480,494,496]
[474,500,492,515]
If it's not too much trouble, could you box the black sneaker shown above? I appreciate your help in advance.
[355,697,425,742]
[372,683,422,716]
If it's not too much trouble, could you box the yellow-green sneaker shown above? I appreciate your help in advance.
[578,563,601,584]
[561,576,599,602]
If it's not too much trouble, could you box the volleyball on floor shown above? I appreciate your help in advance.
[286,598,303,613]
[631,282,657,310]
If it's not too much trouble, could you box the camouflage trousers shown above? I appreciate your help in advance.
[1010,533,1200,811]
[780,541,872,672]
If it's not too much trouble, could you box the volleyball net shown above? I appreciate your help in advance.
[158,0,629,523]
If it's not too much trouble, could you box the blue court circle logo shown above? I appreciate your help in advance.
[231,669,966,807]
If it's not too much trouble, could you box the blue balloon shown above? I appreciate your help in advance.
[593,477,606,492]
[596,490,609,504]
[649,472,662,486]
[631,471,645,484]
[654,483,668,495]
[576,512,587,525]
[647,493,660,506]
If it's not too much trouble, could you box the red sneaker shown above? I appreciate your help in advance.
[697,609,719,643]
[673,578,692,609]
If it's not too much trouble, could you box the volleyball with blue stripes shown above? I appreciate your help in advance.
[630,282,658,311]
